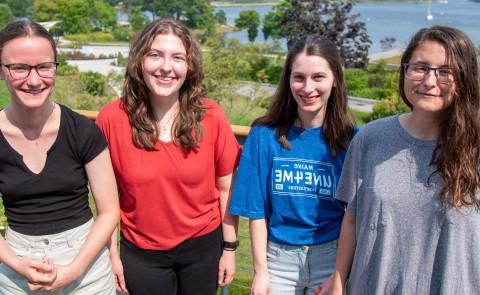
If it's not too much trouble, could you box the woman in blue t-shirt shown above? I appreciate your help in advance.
[229,35,356,294]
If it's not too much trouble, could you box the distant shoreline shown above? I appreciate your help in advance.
[211,2,279,7]
[211,0,434,7]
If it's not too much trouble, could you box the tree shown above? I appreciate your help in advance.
[151,0,215,30]
[380,37,396,52]
[0,0,33,18]
[118,0,142,21]
[130,6,148,31]
[235,10,260,43]
[33,0,60,22]
[183,0,215,30]
[91,0,117,31]
[264,0,371,68]
[34,0,116,33]
[57,0,93,33]
[262,1,290,40]
[0,3,13,30]
[215,10,227,25]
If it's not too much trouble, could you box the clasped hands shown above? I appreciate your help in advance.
[17,256,80,292]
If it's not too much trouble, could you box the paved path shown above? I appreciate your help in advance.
[66,58,124,76]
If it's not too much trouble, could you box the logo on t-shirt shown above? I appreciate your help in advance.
[271,157,336,200]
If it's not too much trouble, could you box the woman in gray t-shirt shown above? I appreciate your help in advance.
[317,26,480,295]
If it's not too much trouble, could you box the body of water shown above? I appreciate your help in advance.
[217,0,480,53]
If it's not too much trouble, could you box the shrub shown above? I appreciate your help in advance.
[369,94,410,121]
[113,27,134,42]
[64,32,115,43]
[56,55,80,76]
[82,71,106,96]
[345,61,399,100]
[111,53,128,67]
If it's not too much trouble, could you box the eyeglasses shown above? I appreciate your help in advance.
[1,62,59,79]
[403,63,454,85]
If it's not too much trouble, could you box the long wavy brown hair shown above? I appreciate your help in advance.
[254,35,355,155]
[399,26,480,209]
[122,18,206,152]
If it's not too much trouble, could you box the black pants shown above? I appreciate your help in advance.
[120,227,222,295]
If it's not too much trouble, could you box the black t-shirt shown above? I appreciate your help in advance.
[0,105,108,235]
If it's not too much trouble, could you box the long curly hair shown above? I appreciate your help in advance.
[254,35,355,155]
[399,26,480,209]
[122,18,206,152]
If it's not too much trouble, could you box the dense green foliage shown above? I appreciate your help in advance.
[32,0,116,33]
[369,94,410,121]
[345,62,399,100]
[235,10,261,43]
[215,10,227,25]
[33,0,59,22]
[0,3,13,29]
[0,0,32,18]
[130,6,149,31]
[83,72,107,96]
[263,0,371,67]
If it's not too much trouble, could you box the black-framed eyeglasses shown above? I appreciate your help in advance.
[403,63,453,85]
[1,62,59,79]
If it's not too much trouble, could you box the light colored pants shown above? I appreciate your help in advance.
[267,239,337,295]
[0,219,115,295]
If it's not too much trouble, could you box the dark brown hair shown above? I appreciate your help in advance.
[254,35,355,155]
[400,26,480,208]
[122,18,206,151]
[0,20,57,62]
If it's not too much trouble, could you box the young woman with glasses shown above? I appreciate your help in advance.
[317,26,480,295]
[0,21,119,294]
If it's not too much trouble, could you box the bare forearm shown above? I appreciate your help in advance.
[218,173,238,242]
[0,237,22,270]
[108,225,120,258]
[69,213,117,276]
[71,149,119,276]
[249,219,268,274]
[333,212,357,287]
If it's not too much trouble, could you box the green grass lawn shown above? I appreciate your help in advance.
[0,83,10,108]
[221,217,253,294]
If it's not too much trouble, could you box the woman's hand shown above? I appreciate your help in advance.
[251,269,270,295]
[110,251,127,292]
[29,261,80,292]
[326,273,345,295]
[314,274,335,295]
[218,250,236,287]
[14,257,56,289]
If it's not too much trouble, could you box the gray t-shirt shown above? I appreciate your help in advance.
[337,115,480,295]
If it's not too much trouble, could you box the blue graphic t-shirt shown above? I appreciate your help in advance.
[230,124,352,245]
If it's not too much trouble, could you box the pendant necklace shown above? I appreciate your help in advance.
[159,115,174,133]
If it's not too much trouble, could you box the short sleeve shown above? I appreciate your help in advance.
[336,129,365,216]
[75,112,108,165]
[211,102,240,176]
[229,127,269,219]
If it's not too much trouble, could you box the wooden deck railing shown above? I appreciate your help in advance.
[75,109,252,139]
